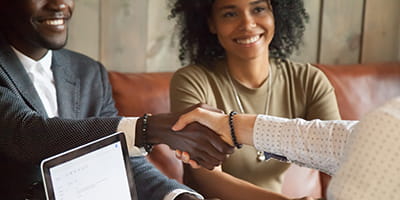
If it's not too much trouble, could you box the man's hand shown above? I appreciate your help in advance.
[137,104,234,170]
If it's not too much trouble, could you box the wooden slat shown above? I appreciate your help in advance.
[66,0,100,60]
[146,0,181,72]
[290,0,321,64]
[319,0,364,65]
[100,0,148,72]
[361,0,400,63]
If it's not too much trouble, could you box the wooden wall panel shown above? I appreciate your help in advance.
[66,0,399,72]
[361,0,400,63]
[100,0,148,72]
[67,0,100,60]
[319,0,364,65]
[291,0,321,64]
[146,0,181,72]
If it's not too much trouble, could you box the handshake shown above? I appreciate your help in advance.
[135,104,245,170]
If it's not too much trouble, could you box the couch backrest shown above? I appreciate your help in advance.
[315,63,400,120]
[108,62,400,198]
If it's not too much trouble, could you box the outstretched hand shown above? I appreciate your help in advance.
[144,104,234,170]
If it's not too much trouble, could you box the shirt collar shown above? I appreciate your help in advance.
[10,46,53,72]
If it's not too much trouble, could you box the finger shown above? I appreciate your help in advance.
[172,109,199,131]
[181,151,191,163]
[195,156,215,170]
[193,147,224,168]
[188,159,201,169]
[181,133,226,164]
[179,151,201,168]
[205,129,235,154]
[211,136,235,154]
[182,144,222,169]
[175,150,183,159]
[181,124,232,162]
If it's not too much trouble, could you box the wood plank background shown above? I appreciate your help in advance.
[68,0,400,72]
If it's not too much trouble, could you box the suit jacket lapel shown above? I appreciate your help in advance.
[0,37,48,116]
[52,51,80,118]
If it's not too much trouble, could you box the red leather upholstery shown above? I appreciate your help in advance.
[108,71,183,183]
[108,62,400,198]
[316,63,400,120]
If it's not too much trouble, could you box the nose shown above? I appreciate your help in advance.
[240,14,257,31]
[45,0,72,12]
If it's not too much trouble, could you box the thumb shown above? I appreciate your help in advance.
[171,112,195,131]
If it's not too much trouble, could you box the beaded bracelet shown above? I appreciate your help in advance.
[229,111,242,149]
[141,113,153,153]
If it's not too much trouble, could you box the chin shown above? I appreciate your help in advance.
[42,37,68,50]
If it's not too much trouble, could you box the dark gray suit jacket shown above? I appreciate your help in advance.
[0,36,192,199]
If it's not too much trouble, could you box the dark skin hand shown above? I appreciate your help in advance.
[135,104,234,170]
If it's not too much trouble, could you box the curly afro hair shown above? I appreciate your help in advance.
[169,0,309,67]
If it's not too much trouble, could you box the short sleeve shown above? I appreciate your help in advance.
[170,65,211,112]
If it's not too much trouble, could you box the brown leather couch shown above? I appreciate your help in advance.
[108,62,400,199]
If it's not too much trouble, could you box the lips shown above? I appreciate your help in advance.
[33,14,71,32]
[234,34,263,45]
[42,19,65,26]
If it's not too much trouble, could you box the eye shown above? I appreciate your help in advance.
[222,11,237,18]
[253,6,267,14]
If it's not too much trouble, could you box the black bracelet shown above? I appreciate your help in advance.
[229,111,242,149]
[141,113,153,153]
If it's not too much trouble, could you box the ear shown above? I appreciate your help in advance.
[208,17,217,34]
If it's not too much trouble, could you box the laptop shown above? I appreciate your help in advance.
[40,132,137,200]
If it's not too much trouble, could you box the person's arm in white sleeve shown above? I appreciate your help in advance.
[117,117,142,156]
[328,98,400,200]
[172,107,358,175]
[252,115,358,175]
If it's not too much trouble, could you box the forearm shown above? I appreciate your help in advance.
[253,115,358,175]
[184,166,288,200]
[232,114,257,146]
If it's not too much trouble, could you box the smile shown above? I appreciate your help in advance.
[235,35,262,45]
[42,19,65,26]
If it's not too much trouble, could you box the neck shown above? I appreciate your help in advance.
[226,55,270,88]
[6,33,48,61]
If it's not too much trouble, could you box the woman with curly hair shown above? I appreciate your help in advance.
[169,0,341,199]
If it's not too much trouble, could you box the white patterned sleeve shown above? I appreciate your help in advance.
[328,98,400,200]
[253,115,358,175]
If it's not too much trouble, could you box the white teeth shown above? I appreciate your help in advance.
[44,19,64,26]
[236,35,260,44]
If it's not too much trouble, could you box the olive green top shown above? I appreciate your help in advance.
[170,58,341,192]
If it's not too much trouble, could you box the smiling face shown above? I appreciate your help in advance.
[208,0,274,61]
[4,0,74,59]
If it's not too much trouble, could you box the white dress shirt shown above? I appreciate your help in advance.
[253,97,400,200]
[12,47,202,200]
[12,46,58,118]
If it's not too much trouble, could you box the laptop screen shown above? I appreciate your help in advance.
[41,132,137,200]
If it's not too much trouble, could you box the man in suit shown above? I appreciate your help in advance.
[0,0,232,199]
